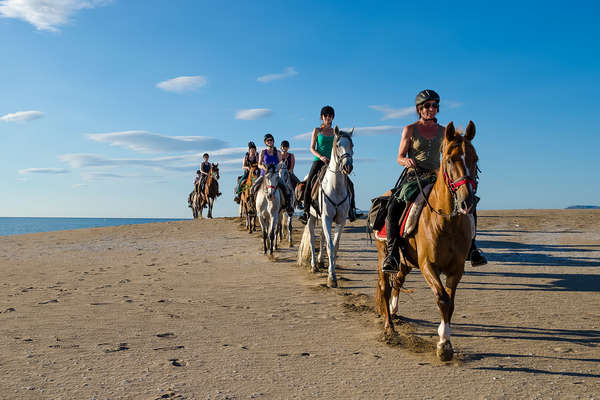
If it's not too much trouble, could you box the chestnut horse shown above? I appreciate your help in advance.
[197,163,220,219]
[375,121,479,361]
[239,164,259,233]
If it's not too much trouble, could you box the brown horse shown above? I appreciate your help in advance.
[195,163,220,219]
[239,164,259,232]
[375,121,479,361]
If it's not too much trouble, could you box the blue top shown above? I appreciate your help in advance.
[261,149,279,176]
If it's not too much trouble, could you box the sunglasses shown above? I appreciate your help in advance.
[422,102,439,110]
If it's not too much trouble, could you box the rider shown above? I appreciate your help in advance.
[381,90,487,273]
[188,169,202,208]
[280,140,300,188]
[188,153,213,208]
[234,142,259,204]
[250,133,294,214]
[298,105,357,224]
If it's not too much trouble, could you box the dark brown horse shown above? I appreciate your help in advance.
[195,163,220,219]
[375,121,479,361]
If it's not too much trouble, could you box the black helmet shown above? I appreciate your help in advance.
[248,141,256,149]
[202,153,209,158]
[264,133,274,141]
[320,105,335,118]
[415,89,440,106]
[196,170,201,174]
[281,140,290,148]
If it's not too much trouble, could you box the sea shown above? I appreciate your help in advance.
[0,217,188,237]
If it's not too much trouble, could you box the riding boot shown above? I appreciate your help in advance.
[468,239,488,267]
[382,198,405,272]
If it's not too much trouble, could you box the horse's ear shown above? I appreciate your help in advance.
[334,125,339,135]
[445,122,456,142]
[349,127,354,136]
[465,121,476,141]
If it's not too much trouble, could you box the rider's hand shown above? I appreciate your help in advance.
[320,156,329,163]
[404,158,416,169]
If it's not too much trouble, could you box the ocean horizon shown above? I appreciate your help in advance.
[0,217,189,237]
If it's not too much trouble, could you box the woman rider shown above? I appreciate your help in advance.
[234,142,259,203]
[250,133,294,214]
[381,90,487,272]
[298,105,356,224]
[280,140,299,188]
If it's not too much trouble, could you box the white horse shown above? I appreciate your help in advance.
[255,164,282,255]
[276,161,294,248]
[298,126,354,288]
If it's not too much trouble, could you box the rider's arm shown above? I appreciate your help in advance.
[242,155,249,171]
[310,128,328,163]
[397,126,416,168]
[258,150,267,171]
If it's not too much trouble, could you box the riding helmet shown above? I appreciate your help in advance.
[196,170,201,174]
[320,105,335,118]
[281,140,290,148]
[264,133,274,141]
[202,153,209,158]
[248,141,256,149]
[415,90,440,106]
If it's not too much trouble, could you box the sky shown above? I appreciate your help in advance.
[1,0,599,218]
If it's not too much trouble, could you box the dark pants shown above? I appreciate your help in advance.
[385,195,406,260]
[303,160,325,212]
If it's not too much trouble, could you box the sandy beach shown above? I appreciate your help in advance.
[1,210,599,399]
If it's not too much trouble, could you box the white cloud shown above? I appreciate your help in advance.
[156,75,207,93]
[293,130,313,140]
[18,167,69,174]
[87,130,228,154]
[369,105,414,120]
[257,67,298,83]
[443,100,463,109]
[0,110,44,122]
[235,108,272,120]
[0,0,111,32]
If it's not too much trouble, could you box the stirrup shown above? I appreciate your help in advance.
[469,248,488,267]
[382,255,399,273]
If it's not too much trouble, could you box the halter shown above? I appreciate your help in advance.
[443,170,477,193]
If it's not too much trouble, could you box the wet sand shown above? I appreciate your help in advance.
[1,210,599,399]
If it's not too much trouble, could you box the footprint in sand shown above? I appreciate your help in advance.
[38,299,58,305]
[169,358,185,367]
[156,332,176,338]
[102,343,129,353]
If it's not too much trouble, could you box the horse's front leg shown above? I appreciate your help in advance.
[287,214,293,247]
[420,261,456,361]
[321,216,337,288]
[270,214,278,253]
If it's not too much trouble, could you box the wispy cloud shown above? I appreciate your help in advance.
[235,108,272,120]
[87,130,228,154]
[156,75,207,93]
[443,100,463,109]
[257,67,298,83]
[18,167,69,174]
[0,110,44,122]
[0,0,111,32]
[369,105,414,120]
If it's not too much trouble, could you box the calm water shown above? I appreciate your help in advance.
[0,217,188,237]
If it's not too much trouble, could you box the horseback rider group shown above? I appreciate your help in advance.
[189,92,487,267]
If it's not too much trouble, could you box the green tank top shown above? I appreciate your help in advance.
[408,124,444,171]
[314,130,334,161]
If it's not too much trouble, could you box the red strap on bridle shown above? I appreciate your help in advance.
[444,171,477,192]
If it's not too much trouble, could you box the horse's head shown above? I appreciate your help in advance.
[332,125,354,175]
[277,160,289,183]
[210,163,220,180]
[263,164,280,200]
[441,121,478,215]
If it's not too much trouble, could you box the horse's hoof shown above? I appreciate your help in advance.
[327,277,338,288]
[437,341,454,361]
[311,264,319,273]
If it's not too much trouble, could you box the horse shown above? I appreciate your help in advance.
[197,163,220,219]
[297,126,354,288]
[256,164,282,255]
[276,161,294,248]
[374,121,479,361]
[239,164,259,233]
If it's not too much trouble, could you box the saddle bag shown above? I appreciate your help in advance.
[367,195,390,232]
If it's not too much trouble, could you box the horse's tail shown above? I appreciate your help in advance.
[297,224,312,268]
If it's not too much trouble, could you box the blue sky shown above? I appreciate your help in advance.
[1,0,598,218]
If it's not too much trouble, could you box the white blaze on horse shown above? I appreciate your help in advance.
[276,161,294,248]
[255,164,282,255]
[298,126,354,288]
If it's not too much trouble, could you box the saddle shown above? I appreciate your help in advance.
[296,165,328,210]
[374,184,434,241]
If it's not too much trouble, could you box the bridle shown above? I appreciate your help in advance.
[329,132,353,174]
